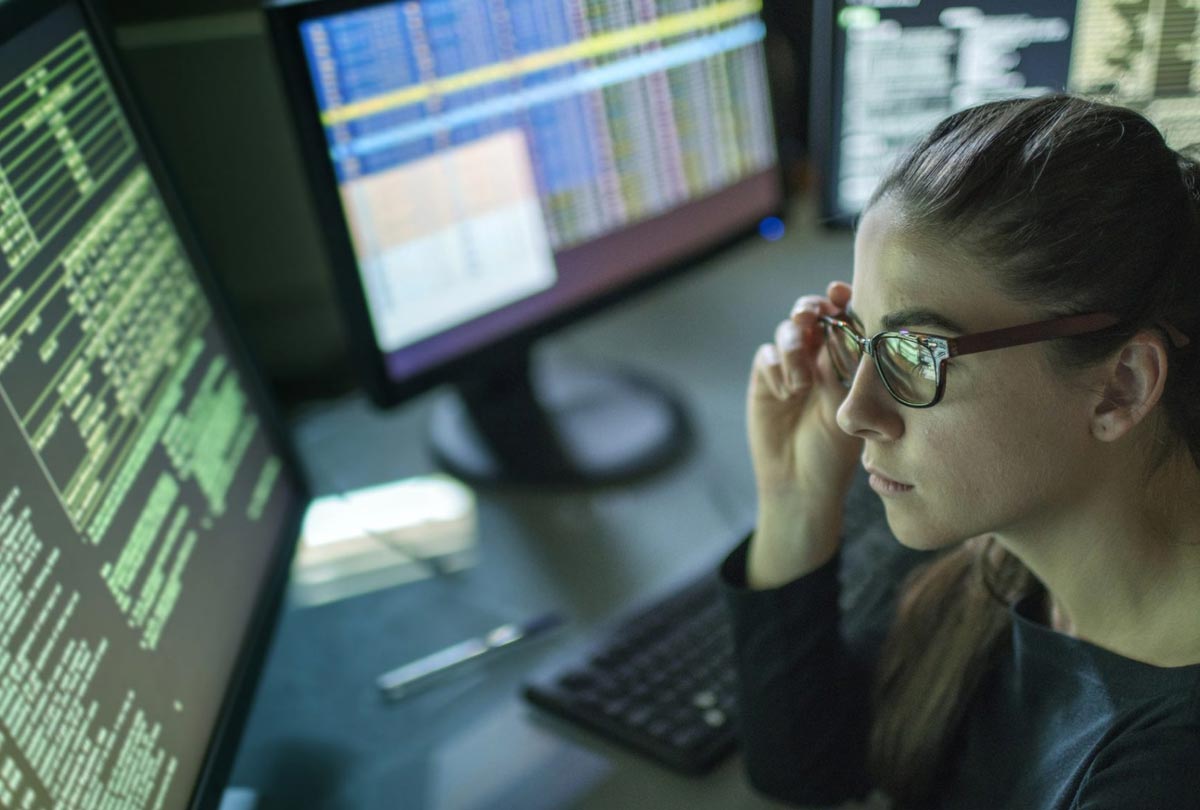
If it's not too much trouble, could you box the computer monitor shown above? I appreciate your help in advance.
[265,0,785,485]
[0,1,309,807]
[811,0,1200,227]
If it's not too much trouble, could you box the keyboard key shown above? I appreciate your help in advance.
[624,705,655,729]
[602,698,631,718]
[670,724,708,752]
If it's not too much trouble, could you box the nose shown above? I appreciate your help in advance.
[836,353,905,441]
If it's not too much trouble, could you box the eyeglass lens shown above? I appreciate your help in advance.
[823,321,938,406]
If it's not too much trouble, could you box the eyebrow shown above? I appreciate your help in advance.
[845,305,966,335]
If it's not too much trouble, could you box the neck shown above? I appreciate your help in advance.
[996,452,1200,667]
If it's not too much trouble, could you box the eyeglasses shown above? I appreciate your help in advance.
[818,311,1123,408]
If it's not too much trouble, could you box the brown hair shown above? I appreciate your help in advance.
[861,95,1200,806]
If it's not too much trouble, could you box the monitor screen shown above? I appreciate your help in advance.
[0,1,307,807]
[813,0,1200,226]
[268,0,783,401]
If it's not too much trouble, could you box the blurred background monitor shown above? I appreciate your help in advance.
[265,0,785,486]
[811,0,1200,227]
[0,0,308,806]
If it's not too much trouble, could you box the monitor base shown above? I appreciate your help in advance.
[429,355,690,487]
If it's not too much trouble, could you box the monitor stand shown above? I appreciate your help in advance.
[428,351,690,486]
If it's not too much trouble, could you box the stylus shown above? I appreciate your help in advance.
[377,611,564,700]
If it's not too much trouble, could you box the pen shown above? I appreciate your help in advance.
[376,611,564,700]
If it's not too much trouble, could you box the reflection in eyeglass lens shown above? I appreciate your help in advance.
[878,336,936,404]
[821,321,940,405]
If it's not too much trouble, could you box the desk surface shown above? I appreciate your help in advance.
[225,203,875,809]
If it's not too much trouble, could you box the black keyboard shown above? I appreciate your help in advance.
[523,569,738,774]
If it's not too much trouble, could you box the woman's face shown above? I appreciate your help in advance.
[839,199,1104,550]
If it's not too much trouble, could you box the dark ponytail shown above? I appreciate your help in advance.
[1165,150,1200,470]
[868,537,1036,804]
[861,96,1200,807]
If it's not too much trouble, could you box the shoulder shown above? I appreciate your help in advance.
[1075,716,1200,810]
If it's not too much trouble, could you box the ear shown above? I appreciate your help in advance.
[1090,331,1169,442]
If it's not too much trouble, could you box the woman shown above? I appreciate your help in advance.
[722,94,1200,809]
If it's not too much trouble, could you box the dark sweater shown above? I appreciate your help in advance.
[719,490,1200,809]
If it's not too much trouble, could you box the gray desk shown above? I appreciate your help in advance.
[226,202,874,809]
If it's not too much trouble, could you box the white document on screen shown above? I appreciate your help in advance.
[340,129,558,352]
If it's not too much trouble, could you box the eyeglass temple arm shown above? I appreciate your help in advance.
[948,313,1123,357]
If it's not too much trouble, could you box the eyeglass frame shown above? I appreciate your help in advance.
[818,311,1125,408]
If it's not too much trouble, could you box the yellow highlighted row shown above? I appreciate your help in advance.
[319,0,761,126]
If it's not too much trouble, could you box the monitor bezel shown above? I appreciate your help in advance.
[265,0,787,408]
[810,0,853,229]
[0,1,312,807]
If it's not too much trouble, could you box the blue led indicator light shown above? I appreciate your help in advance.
[759,216,785,241]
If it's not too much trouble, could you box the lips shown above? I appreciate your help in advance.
[863,462,912,488]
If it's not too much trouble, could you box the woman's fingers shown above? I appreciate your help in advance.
[827,281,852,311]
[787,296,823,360]
[753,343,788,400]
[789,294,829,321]
[774,318,809,393]
[756,285,852,401]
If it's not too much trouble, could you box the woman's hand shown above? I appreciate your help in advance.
[745,281,863,587]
